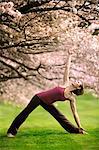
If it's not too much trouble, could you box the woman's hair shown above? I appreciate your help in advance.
[72,84,84,96]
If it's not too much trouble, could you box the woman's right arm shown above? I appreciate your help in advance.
[69,96,88,134]
[69,97,82,128]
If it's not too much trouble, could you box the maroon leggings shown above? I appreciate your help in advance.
[7,95,83,135]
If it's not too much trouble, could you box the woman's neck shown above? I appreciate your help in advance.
[60,82,77,96]
[69,84,76,91]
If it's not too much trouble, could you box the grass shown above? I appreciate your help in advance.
[0,92,99,150]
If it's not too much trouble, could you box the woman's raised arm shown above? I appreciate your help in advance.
[63,50,72,86]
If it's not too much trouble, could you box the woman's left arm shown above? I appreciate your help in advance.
[63,51,72,86]
[69,97,82,128]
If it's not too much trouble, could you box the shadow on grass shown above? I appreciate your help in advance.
[0,127,68,140]
[0,128,99,150]
[19,128,67,137]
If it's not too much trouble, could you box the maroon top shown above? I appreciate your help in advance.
[36,87,66,105]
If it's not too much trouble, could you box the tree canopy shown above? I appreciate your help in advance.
[0,0,99,103]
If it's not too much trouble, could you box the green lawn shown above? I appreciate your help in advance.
[0,93,99,150]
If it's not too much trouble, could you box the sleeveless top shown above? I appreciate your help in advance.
[36,86,66,105]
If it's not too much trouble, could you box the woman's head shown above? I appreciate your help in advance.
[71,81,84,96]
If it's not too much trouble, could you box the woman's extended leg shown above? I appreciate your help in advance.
[7,95,40,136]
[40,101,83,133]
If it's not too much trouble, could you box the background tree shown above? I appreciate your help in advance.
[0,0,99,104]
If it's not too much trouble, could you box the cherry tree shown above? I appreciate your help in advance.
[0,0,99,104]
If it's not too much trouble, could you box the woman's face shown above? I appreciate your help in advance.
[72,81,82,89]
[72,81,84,96]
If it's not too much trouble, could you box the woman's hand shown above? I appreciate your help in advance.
[79,128,88,134]
[82,131,88,134]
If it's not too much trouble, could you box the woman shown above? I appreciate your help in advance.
[7,52,87,137]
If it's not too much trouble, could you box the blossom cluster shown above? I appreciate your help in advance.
[0,1,22,20]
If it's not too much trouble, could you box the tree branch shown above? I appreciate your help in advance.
[18,0,51,14]
[0,59,27,80]
[0,54,39,71]
[0,39,53,49]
